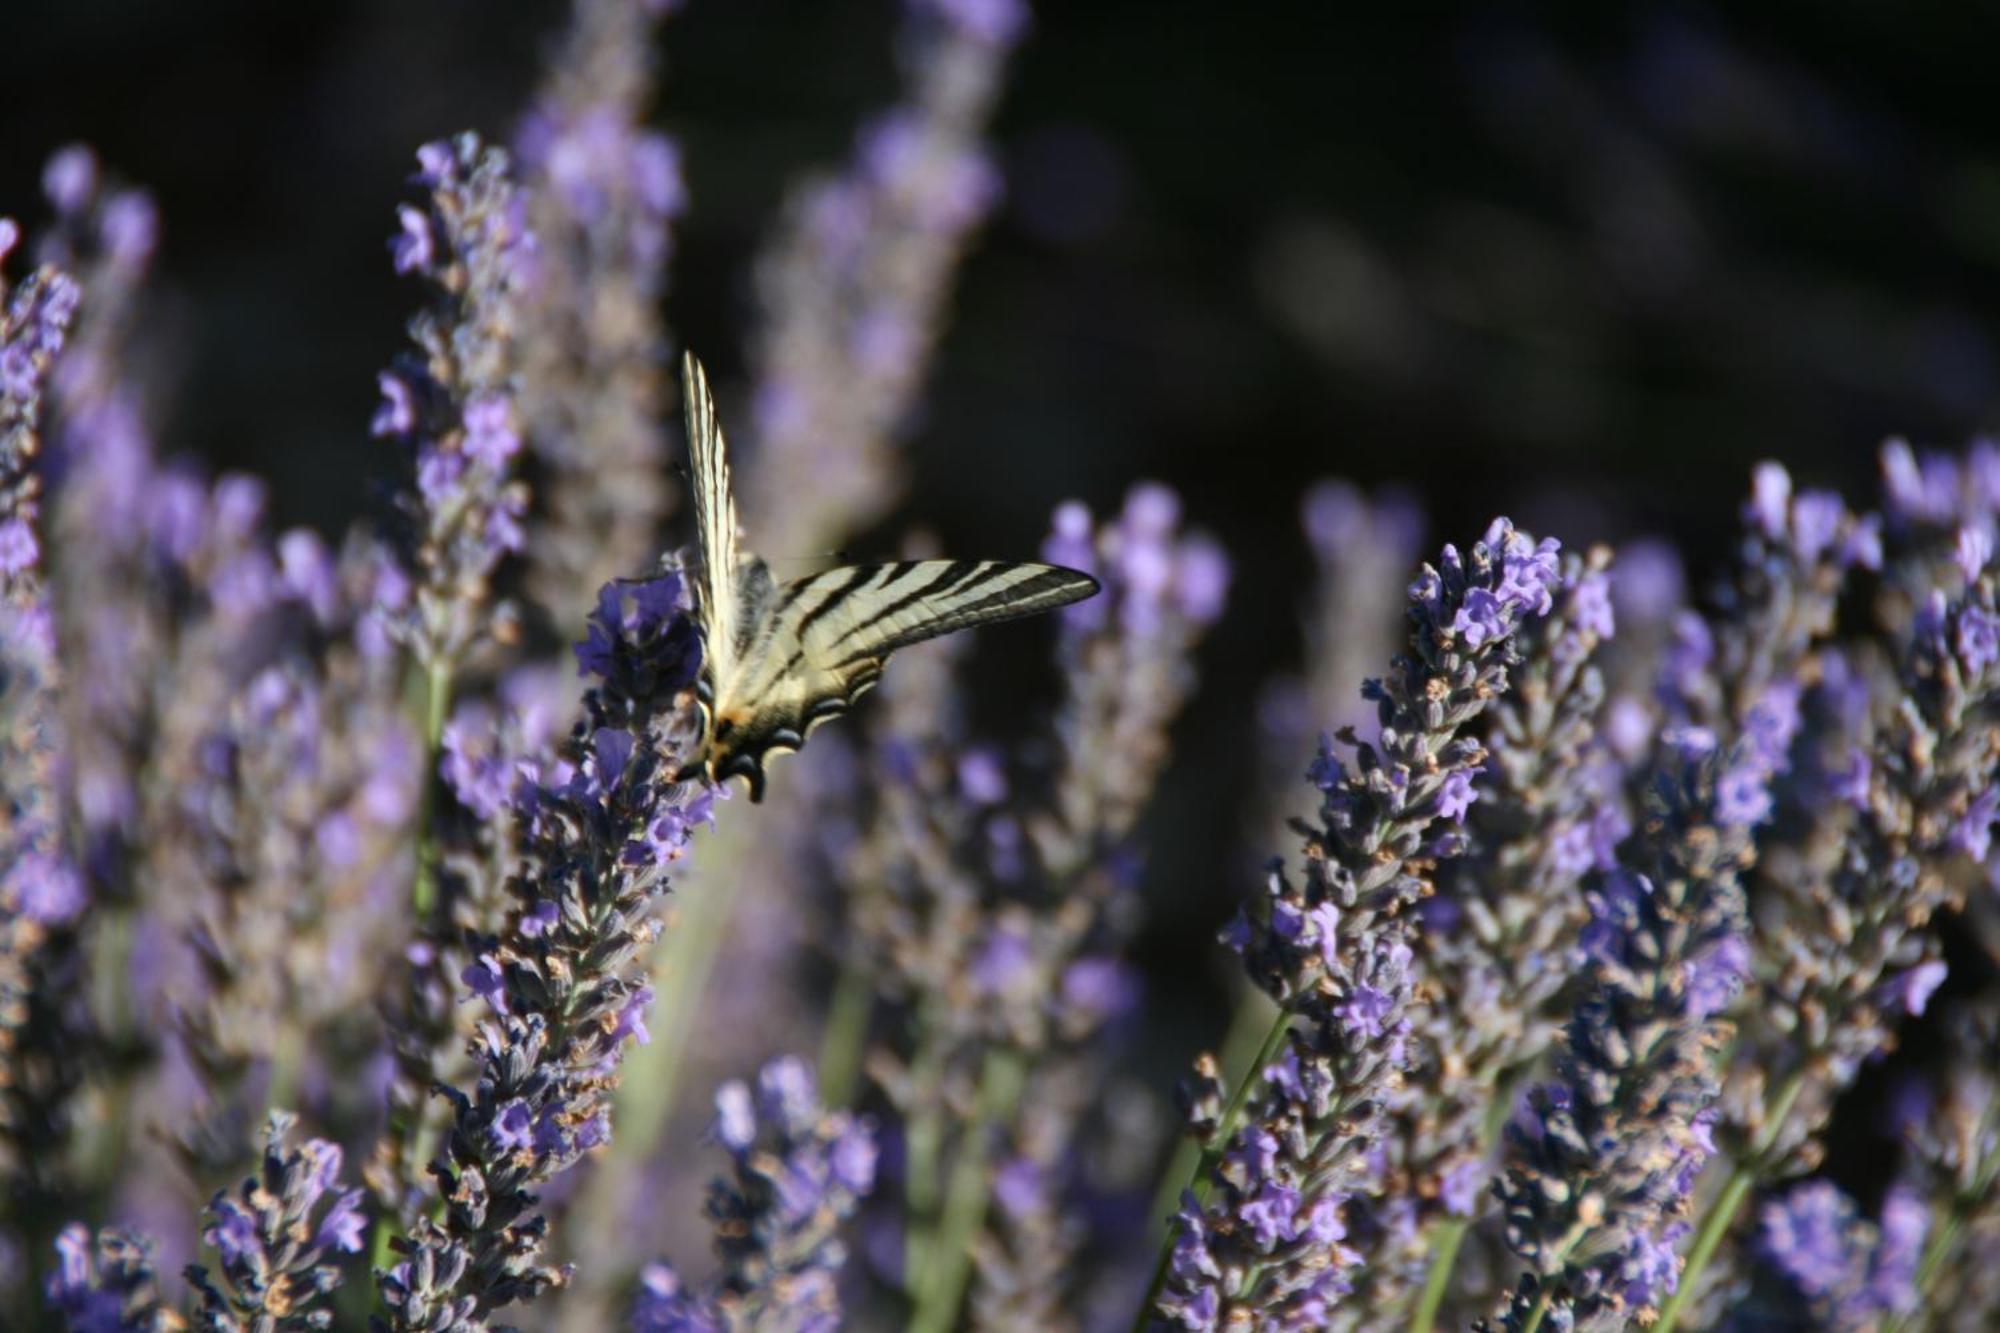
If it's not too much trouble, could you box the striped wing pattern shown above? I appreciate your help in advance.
[677,354,1101,800]
[705,560,1098,799]
[681,352,742,684]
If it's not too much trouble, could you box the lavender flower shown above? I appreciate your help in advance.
[1726,575,1999,1178]
[632,1058,876,1332]
[35,146,167,899]
[376,133,533,681]
[0,234,89,1293]
[514,0,684,632]
[0,243,79,593]
[183,1112,365,1329]
[1481,462,1857,1331]
[962,489,1226,1325]
[43,1224,176,1332]
[1154,519,1557,1329]
[1757,1180,1927,1328]
[1887,1000,2000,1331]
[376,571,708,1327]
[1354,549,1622,1315]
[1486,733,1753,1329]
[743,0,1027,553]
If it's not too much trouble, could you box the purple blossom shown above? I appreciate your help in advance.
[1683,931,1749,1020]
[1715,760,1774,827]
[391,204,434,274]
[493,1099,536,1151]
[1748,461,1791,539]
[1956,603,2000,675]
[1435,767,1479,822]
[1888,959,1948,1017]
[1791,491,1845,563]
[1761,1182,1861,1298]
[1956,525,1993,583]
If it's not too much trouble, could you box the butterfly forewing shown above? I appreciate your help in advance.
[681,352,742,691]
[705,560,1097,799]
[677,354,1101,800]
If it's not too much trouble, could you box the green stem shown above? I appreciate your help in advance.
[1145,985,1279,1248]
[817,954,875,1110]
[1655,1071,1806,1333]
[1517,1285,1556,1333]
[1410,1219,1469,1333]
[410,660,452,920]
[1129,1005,1294,1333]
[1653,1163,1752,1333]
[902,999,953,1292]
[562,846,743,1326]
[370,656,454,1314]
[1411,1067,1522,1333]
[907,1048,1027,1333]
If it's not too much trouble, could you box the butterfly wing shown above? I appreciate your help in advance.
[681,352,743,693]
[705,559,1099,799]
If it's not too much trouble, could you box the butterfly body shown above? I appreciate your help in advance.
[676,354,1100,800]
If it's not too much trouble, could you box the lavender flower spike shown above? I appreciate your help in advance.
[44,1223,178,1332]
[1487,732,1757,1330]
[1,241,80,592]
[513,0,684,630]
[376,133,534,685]
[744,0,1028,552]
[376,571,707,1328]
[631,1057,877,1332]
[184,1111,366,1329]
[1355,547,1622,1315]
[1152,518,1558,1329]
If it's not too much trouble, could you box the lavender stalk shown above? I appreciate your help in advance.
[374,570,709,1328]
[1145,518,1560,1329]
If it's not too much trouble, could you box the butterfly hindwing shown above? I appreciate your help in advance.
[677,353,1102,800]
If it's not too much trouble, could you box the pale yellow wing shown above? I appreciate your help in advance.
[681,352,742,688]
[705,559,1099,799]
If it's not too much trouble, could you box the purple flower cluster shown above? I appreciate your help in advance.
[744,0,1028,552]
[10,10,2000,1332]
[827,485,1222,1327]
[43,1224,175,1333]
[1355,548,1625,1312]
[1155,519,1557,1329]
[374,134,534,678]
[376,570,708,1327]
[631,1057,876,1333]
[0,224,79,587]
[1728,572,2000,1185]
[1757,1180,1926,1326]
[183,1112,367,1327]
[512,0,685,630]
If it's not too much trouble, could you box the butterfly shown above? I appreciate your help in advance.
[675,352,1101,800]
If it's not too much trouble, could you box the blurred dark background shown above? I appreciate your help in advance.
[7,1,2000,1043]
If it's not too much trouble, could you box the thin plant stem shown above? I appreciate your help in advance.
[1411,1218,1469,1333]
[560,841,744,1329]
[907,1046,1027,1333]
[1884,1143,2000,1333]
[902,996,953,1291]
[1653,1162,1752,1333]
[1411,1065,1522,1333]
[409,659,452,920]
[817,953,875,1110]
[1144,983,1278,1247]
[1656,1071,1805,1333]
[1129,1005,1294,1333]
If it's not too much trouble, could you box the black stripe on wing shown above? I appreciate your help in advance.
[704,660,886,802]
[826,562,1100,666]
